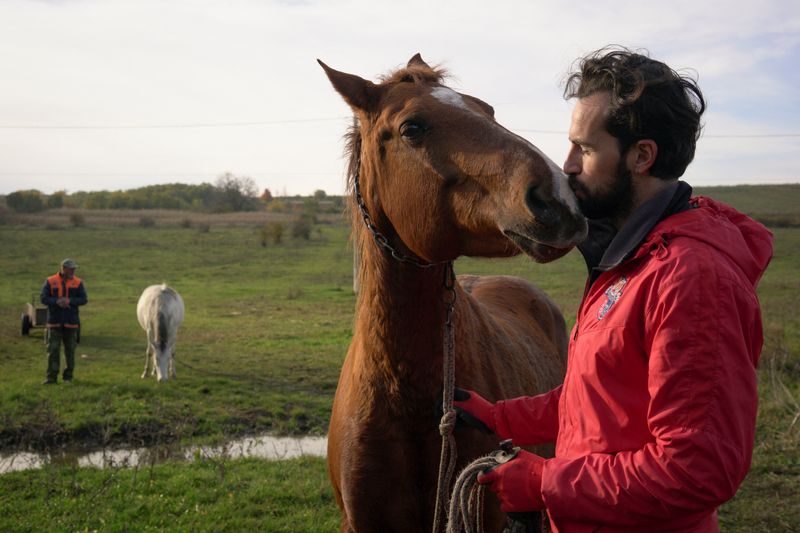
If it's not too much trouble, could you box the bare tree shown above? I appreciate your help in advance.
[213,173,259,212]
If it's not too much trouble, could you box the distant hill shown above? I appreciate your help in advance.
[692,183,800,227]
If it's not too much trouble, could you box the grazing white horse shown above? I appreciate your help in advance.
[136,284,184,382]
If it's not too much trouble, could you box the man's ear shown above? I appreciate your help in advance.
[630,139,658,176]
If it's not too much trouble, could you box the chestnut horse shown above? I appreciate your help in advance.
[320,54,587,533]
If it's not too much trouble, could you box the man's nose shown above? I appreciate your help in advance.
[563,153,580,176]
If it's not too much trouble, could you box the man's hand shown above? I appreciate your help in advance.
[477,449,546,512]
[453,388,497,434]
[57,297,69,308]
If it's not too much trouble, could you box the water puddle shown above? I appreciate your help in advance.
[0,434,327,474]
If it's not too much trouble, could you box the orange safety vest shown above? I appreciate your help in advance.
[46,273,83,328]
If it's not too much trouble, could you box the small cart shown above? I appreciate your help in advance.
[21,295,48,336]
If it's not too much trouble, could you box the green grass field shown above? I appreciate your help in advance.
[0,184,798,531]
[0,456,337,532]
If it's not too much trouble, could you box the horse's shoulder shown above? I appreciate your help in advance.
[458,274,567,357]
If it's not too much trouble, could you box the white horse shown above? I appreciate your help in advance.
[136,284,184,382]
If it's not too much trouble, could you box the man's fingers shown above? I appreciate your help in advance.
[453,388,471,401]
[453,406,493,434]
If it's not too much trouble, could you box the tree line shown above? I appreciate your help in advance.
[3,174,340,214]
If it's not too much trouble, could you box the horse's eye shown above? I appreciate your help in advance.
[400,121,426,142]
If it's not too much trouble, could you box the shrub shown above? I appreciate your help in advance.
[302,199,319,224]
[260,221,284,246]
[69,213,85,227]
[266,199,287,213]
[139,216,156,228]
[291,216,312,240]
[197,223,210,233]
[181,218,193,228]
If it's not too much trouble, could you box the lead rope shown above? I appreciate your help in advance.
[433,261,458,533]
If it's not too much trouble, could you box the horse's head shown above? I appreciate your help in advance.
[320,54,586,264]
[151,340,172,382]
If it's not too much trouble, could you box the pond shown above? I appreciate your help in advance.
[0,434,327,474]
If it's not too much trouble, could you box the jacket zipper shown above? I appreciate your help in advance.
[573,275,596,340]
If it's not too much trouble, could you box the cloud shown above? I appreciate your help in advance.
[0,0,797,195]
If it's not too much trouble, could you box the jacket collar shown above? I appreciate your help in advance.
[579,180,693,285]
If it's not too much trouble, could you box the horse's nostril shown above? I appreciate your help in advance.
[525,185,558,227]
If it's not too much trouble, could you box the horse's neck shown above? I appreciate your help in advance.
[353,242,450,396]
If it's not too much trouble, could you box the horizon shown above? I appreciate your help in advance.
[4,180,800,200]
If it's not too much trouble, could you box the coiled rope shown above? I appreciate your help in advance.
[446,445,540,533]
[445,454,498,533]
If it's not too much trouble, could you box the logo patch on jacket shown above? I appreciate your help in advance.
[597,276,628,320]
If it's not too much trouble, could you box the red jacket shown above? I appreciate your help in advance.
[494,197,773,532]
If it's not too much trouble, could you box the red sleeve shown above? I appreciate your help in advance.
[541,261,761,525]
[494,385,562,446]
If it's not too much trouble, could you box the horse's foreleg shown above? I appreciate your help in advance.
[170,349,177,379]
[141,347,150,379]
[141,329,151,379]
[339,517,355,533]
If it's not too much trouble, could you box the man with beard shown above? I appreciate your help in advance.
[453,47,773,532]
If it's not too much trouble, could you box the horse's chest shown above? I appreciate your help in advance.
[339,422,441,529]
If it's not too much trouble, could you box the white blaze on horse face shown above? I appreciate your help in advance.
[430,86,477,115]
[529,143,582,218]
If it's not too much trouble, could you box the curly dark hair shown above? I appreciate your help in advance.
[564,46,706,180]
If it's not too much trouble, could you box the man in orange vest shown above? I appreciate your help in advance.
[41,258,88,384]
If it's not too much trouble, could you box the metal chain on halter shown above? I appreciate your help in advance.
[352,147,459,533]
[352,149,448,269]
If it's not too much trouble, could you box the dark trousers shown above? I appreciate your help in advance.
[46,326,77,381]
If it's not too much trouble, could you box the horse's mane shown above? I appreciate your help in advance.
[378,63,448,85]
[344,121,368,289]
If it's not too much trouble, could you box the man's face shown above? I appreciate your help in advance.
[563,91,634,222]
[61,267,75,279]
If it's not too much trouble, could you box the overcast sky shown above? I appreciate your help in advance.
[1,0,798,196]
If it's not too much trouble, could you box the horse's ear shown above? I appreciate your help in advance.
[407,53,430,69]
[318,59,378,112]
